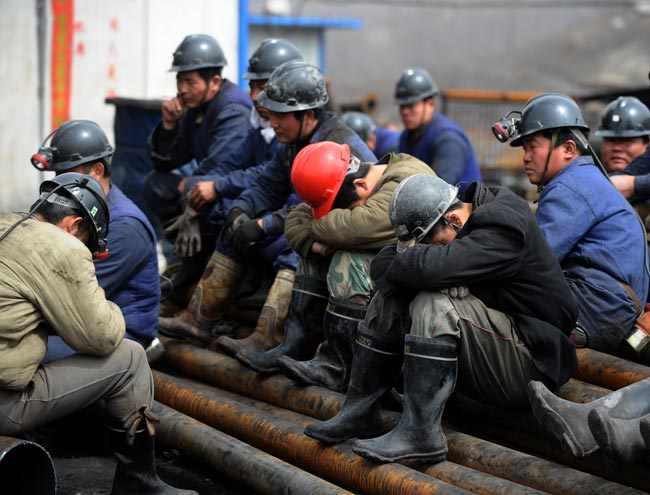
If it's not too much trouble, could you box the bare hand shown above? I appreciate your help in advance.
[189,181,217,210]
[161,97,186,129]
[98,286,106,299]
[311,241,335,257]
[610,175,635,199]
[177,177,189,195]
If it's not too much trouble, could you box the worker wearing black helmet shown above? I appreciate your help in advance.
[395,68,481,189]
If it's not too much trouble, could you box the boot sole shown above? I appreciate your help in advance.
[158,327,210,348]
[352,443,447,464]
[304,423,385,444]
[528,382,596,458]
[277,357,345,391]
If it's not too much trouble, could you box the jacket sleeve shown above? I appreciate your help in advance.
[148,121,194,172]
[37,240,125,356]
[215,161,271,199]
[310,180,397,250]
[285,203,316,258]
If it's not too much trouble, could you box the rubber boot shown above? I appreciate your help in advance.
[235,276,328,374]
[158,252,243,347]
[588,409,650,472]
[304,323,403,444]
[216,269,295,357]
[277,298,367,392]
[352,334,457,464]
[108,423,197,495]
[528,377,650,459]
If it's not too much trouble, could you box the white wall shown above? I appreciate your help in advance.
[0,0,240,211]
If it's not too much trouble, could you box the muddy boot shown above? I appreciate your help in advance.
[304,324,403,444]
[278,298,366,392]
[588,410,650,472]
[216,269,295,357]
[235,276,328,374]
[528,377,650,459]
[108,410,197,495]
[352,335,457,464]
[158,252,243,347]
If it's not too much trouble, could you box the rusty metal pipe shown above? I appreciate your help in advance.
[154,401,354,495]
[157,340,650,494]
[154,370,473,495]
[575,348,650,389]
[158,375,547,495]
[0,436,56,495]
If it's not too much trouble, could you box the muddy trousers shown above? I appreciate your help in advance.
[0,340,153,436]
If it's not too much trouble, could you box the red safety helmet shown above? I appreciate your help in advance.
[291,142,351,219]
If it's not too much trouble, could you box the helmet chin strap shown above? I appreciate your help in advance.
[199,69,215,107]
[535,130,558,199]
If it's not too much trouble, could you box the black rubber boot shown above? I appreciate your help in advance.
[641,415,650,449]
[235,276,328,374]
[352,334,457,464]
[304,323,403,444]
[528,377,650,459]
[277,298,367,392]
[588,409,650,472]
[108,423,197,495]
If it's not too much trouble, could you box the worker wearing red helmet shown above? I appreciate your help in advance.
[244,141,435,392]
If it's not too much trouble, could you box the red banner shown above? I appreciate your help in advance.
[51,0,73,128]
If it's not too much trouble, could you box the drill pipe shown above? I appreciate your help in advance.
[154,370,473,495]
[158,373,547,495]
[157,339,650,495]
[153,401,354,495]
[0,436,56,495]
[575,348,650,389]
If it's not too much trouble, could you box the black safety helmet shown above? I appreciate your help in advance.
[394,68,439,106]
[244,38,303,80]
[508,93,589,147]
[37,172,110,256]
[169,34,227,73]
[341,111,377,142]
[596,96,650,139]
[389,174,459,253]
[256,59,329,112]
[31,120,113,172]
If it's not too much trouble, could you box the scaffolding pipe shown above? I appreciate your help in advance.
[575,348,650,389]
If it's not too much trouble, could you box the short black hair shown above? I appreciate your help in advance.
[293,106,324,121]
[330,163,371,210]
[197,66,223,83]
[422,198,462,241]
[80,156,112,178]
[542,128,589,155]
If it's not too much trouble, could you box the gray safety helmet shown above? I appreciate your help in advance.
[510,93,589,147]
[389,174,459,252]
[169,34,227,73]
[256,60,329,112]
[341,111,377,142]
[38,172,110,255]
[30,120,113,172]
[596,96,650,139]
[394,68,439,106]
[244,38,303,80]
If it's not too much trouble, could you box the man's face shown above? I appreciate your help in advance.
[521,133,563,185]
[423,219,458,246]
[399,99,434,131]
[268,110,301,143]
[601,137,647,173]
[176,71,219,108]
[250,80,269,119]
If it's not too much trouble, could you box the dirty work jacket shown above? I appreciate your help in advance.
[285,153,434,258]
[382,183,579,388]
[537,155,649,352]
[0,214,125,390]
[398,112,481,189]
[148,79,252,176]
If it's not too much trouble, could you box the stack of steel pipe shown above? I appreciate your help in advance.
[155,338,650,494]
[0,435,56,495]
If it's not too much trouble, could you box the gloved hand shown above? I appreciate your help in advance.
[232,217,267,253]
[224,208,250,245]
[164,206,201,257]
[370,244,400,297]
[441,286,469,299]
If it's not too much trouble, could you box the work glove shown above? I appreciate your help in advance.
[224,207,250,245]
[232,217,267,253]
[370,244,400,297]
[441,286,469,299]
[164,205,201,257]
